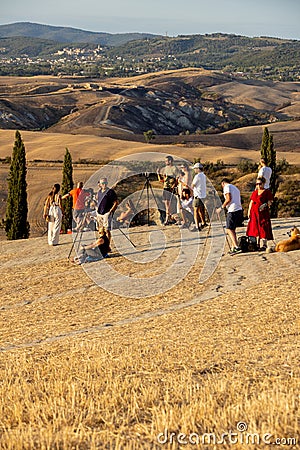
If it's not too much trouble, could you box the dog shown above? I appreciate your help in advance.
[268,226,300,253]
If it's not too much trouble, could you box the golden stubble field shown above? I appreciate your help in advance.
[0,217,299,449]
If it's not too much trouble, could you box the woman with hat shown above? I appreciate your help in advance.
[246,176,274,251]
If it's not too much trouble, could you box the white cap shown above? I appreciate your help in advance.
[192,162,203,169]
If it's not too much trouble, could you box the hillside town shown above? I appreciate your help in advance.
[0,43,299,80]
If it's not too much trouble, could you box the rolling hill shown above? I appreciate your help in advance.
[0,69,299,232]
[0,69,300,137]
[0,23,299,79]
[0,22,158,46]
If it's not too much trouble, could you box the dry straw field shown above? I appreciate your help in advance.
[0,217,299,449]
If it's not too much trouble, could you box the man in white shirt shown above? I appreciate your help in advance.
[258,158,272,189]
[191,162,207,231]
[216,178,244,253]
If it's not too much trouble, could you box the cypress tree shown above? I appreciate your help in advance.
[260,128,279,217]
[260,127,270,164]
[267,134,276,194]
[267,134,279,217]
[5,131,30,240]
[61,148,74,233]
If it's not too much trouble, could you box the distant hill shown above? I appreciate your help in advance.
[0,24,299,80]
[0,22,159,46]
[107,33,300,69]
[0,36,74,57]
[0,36,101,58]
[0,69,299,137]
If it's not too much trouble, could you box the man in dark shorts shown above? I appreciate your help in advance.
[217,178,244,254]
[97,177,118,247]
[191,162,207,231]
[157,155,179,225]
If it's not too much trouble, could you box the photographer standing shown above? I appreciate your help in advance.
[191,162,207,231]
[97,177,118,248]
[157,155,179,225]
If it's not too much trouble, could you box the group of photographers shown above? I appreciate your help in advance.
[157,155,274,253]
[44,156,273,256]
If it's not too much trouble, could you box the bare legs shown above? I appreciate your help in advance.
[227,229,239,248]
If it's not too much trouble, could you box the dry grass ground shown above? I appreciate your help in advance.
[0,218,299,449]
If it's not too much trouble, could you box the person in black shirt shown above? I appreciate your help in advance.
[96,177,118,247]
[72,227,110,264]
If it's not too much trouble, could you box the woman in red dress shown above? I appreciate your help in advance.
[247,176,274,250]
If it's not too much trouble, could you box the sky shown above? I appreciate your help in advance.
[2,0,300,40]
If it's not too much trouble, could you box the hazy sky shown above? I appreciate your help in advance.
[2,0,299,39]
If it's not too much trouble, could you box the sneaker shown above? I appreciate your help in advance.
[229,247,242,255]
[259,245,267,252]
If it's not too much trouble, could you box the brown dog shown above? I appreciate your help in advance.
[275,226,300,252]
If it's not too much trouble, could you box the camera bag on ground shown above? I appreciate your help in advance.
[237,236,258,252]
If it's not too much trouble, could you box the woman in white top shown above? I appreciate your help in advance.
[177,162,193,214]
[257,158,272,189]
[177,162,193,196]
[179,188,194,228]
[43,183,63,246]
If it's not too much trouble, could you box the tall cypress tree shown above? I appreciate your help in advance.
[5,131,30,240]
[61,148,74,233]
[260,128,279,218]
[267,134,276,194]
[260,127,270,164]
[267,134,279,217]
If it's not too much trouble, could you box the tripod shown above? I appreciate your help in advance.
[67,210,137,261]
[211,190,232,252]
[67,211,89,260]
[135,173,161,226]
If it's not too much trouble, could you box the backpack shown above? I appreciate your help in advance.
[237,236,249,252]
[247,236,258,252]
[237,236,258,252]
